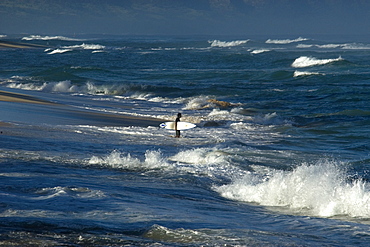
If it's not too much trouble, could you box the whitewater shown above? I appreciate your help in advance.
[1,34,370,246]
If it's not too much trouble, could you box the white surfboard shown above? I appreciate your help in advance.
[159,121,196,130]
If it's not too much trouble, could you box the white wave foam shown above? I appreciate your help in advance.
[341,44,370,50]
[316,44,344,49]
[22,35,83,41]
[183,96,212,110]
[7,80,79,92]
[291,56,343,68]
[46,48,72,54]
[252,112,287,125]
[215,160,370,218]
[5,81,128,94]
[296,44,314,48]
[88,150,170,170]
[297,43,370,50]
[266,37,308,44]
[45,43,105,54]
[170,148,229,166]
[0,34,7,38]
[293,71,324,77]
[183,96,241,111]
[62,43,105,50]
[4,80,153,98]
[250,49,270,54]
[88,147,246,181]
[169,148,242,180]
[209,40,249,47]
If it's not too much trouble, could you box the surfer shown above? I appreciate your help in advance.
[175,113,181,138]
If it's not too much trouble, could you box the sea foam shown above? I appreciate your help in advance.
[250,49,270,54]
[293,71,324,77]
[291,56,343,68]
[215,160,370,218]
[62,43,105,50]
[45,43,105,55]
[209,40,249,47]
[266,37,308,44]
[22,35,83,41]
[7,80,79,93]
[297,43,370,50]
[88,150,170,170]
[47,48,73,54]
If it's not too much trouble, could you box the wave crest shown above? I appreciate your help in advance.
[215,160,370,218]
[266,37,308,44]
[88,150,169,170]
[293,71,324,77]
[251,49,270,54]
[291,56,343,68]
[7,80,80,93]
[22,35,83,41]
[45,43,105,55]
[209,40,249,47]
[46,48,73,54]
[62,43,105,50]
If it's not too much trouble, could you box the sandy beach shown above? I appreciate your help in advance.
[0,40,46,49]
[0,90,57,105]
[0,89,164,127]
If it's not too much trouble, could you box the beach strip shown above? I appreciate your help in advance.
[0,40,47,49]
[0,90,57,105]
[0,89,163,127]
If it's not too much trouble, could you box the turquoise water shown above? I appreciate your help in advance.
[1,35,370,246]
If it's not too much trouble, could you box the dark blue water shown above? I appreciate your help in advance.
[1,34,370,246]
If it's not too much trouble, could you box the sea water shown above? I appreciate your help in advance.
[1,34,370,246]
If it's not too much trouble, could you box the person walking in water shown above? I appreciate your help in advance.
[175,113,181,138]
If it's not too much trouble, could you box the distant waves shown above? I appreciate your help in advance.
[266,37,309,44]
[22,35,84,41]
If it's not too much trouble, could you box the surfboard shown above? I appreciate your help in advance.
[159,121,196,130]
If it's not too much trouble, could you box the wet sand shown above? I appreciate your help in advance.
[0,40,46,49]
[0,90,164,127]
[0,90,57,105]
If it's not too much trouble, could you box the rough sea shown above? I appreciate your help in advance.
[1,34,370,246]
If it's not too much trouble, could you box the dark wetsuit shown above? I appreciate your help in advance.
[175,113,181,138]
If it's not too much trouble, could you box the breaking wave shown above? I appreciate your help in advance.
[215,160,370,218]
[45,43,105,54]
[297,43,370,50]
[291,56,343,68]
[250,49,270,54]
[266,37,308,44]
[5,80,143,95]
[62,43,105,50]
[45,48,73,54]
[88,148,245,181]
[22,35,83,41]
[89,150,169,170]
[209,40,249,47]
[6,80,81,93]
[293,71,324,77]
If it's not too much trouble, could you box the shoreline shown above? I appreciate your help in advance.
[0,40,47,49]
[0,90,58,105]
[0,89,164,127]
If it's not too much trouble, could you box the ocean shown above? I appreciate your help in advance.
[1,34,370,246]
